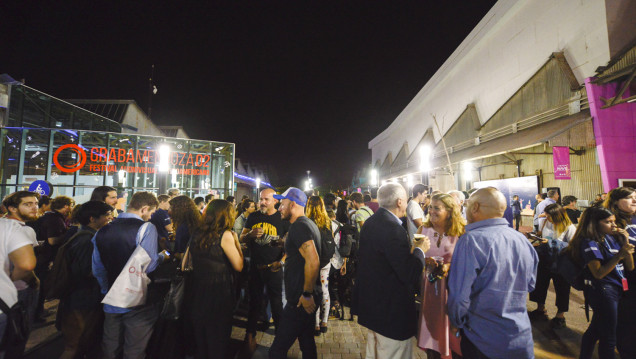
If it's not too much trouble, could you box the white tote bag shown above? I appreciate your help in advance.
[102,223,152,308]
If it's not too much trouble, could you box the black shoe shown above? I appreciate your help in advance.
[314,327,321,336]
[550,317,566,329]
[528,309,548,321]
[320,325,328,333]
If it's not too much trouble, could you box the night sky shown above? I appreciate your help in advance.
[2,1,495,188]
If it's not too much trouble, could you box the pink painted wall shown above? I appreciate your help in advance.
[585,78,636,192]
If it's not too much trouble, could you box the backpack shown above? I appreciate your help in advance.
[47,230,93,300]
[556,250,586,291]
[318,225,336,268]
[336,221,356,257]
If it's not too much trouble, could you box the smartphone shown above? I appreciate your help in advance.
[164,250,171,256]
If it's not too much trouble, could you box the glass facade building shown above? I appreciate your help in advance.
[7,84,123,133]
[1,84,234,202]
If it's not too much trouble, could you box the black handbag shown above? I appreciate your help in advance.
[160,271,186,320]
[160,241,193,320]
[0,297,29,351]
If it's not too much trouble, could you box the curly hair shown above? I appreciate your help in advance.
[306,196,331,231]
[168,195,201,234]
[194,199,235,249]
[421,193,466,237]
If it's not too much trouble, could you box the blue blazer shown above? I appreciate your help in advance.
[353,207,423,340]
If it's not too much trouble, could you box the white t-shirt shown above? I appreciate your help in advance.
[406,199,425,240]
[543,222,576,243]
[0,217,38,313]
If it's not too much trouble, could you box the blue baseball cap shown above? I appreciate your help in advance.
[273,187,307,207]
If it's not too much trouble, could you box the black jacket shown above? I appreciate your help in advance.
[353,207,423,340]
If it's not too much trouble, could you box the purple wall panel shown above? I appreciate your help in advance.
[585,77,636,191]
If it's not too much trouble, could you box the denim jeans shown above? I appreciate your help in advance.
[102,304,159,359]
[269,301,317,359]
[580,284,622,359]
[247,265,283,336]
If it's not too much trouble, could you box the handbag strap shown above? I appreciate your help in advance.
[0,296,11,314]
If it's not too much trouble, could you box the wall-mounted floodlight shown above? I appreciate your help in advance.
[158,144,171,172]
[420,145,432,172]
[370,169,378,187]
[462,161,473,181]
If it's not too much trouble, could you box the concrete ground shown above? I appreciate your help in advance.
[24,282,601,359]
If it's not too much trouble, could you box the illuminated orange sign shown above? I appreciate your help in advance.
[52,145,211,175]
[53,144,87,173]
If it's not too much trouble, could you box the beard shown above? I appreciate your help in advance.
[19,209,39,222]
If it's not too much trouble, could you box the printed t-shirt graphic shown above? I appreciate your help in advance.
[244,211,288,266]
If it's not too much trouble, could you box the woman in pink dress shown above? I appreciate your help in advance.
[416,193,466,359]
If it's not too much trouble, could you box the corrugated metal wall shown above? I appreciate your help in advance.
[476,121,602,202]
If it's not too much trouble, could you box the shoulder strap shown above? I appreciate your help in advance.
[137,222,151,246]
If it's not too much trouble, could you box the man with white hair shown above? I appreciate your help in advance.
[448,190,466,219]
[353,183,431,359]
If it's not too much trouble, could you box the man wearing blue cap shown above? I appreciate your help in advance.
[269,187,321,359]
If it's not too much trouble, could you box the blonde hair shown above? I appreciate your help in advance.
[544,204,572,237]
[306,196,331,231]
[422,193,466,237]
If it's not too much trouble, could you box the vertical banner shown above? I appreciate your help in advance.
[553,146,571,180]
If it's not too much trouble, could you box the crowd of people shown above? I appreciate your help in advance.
[0,182,635,359]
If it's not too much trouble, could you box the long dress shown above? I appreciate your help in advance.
[417,226,461,358]
[187,233,235,359]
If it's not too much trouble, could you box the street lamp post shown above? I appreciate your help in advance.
[255,177,261,201]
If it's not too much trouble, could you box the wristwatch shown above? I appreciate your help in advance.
[302,291,312,298]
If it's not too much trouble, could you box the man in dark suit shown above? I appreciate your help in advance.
[353,183,430,358]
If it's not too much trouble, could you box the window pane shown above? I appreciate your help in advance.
[50,102,72,129]
[93,117,108,132]
[49,130,80,188]
[75,131,107,201]
[8,86,24,127]
[23,129,49,181]
[21,87,50,128]
[1,129,22,186]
